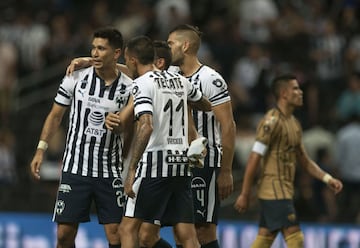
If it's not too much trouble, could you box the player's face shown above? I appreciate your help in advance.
[91,38,118,69]
[124,48,139,78]
[167,32,185,66]
[285,80,303,107]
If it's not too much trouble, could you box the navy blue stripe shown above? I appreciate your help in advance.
[146,152,152,178]
[68,101,83,174]
[78,108,90,175]
[88,136,96,175]
[157,151,163,178]
[208,90,229,102]
[89,71,97,95]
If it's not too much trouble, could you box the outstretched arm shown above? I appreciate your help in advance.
[66,57,133,78]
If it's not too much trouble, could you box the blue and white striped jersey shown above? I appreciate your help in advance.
[132,70,202,178]
[54,67,133,178]
[169,65,231,168]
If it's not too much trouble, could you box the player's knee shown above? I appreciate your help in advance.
[285,231,304,248]
[104,224,120,244]
[195,224,217,244]
[57,224,77,247]
[139,230,158,247]
[251,235,275,248]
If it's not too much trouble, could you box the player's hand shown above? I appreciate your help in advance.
[66,57,93,76]
[105,112,121,132]
[30,150,44,180]
[217,170,233,200]
[327,177,343,194]
[124,168,136,199]
[234,193,249,213]
[187,137,207,168]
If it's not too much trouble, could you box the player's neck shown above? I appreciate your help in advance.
[277,101,294,117]
[95,66,119,86]
[180,57,201,77]
[138,64,157,77]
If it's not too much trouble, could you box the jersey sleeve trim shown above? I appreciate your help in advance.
[135,111,153,120]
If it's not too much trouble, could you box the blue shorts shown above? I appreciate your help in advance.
[259,199,299,232]
[124,176,194,226]
[191,167,220,224]
[53,172,125,224]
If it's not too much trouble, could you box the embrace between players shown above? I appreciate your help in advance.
[30,24,342,248]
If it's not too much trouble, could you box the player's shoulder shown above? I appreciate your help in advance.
[199,65,224,80]
[262,108,281,127]
[119,71,133,85]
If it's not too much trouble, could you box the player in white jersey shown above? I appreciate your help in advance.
[167,24,236,248]
[30,27,132,248]
[117,36,211,248]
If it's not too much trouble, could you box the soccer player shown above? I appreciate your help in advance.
[30,27,133,248]
[234,74,343,248]
[167,24,236,248]
[117,35,211,248]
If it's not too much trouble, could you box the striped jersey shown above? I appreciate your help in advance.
[255,108,302,200]
[54,67,133,178]
[169,65,231,168]
[132,70,203,178]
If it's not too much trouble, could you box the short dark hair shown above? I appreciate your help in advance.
[153,40,171,69]
[169,24,203,38]
[93,27,123,50]
[125,36,154,65]
[270,74,297,99]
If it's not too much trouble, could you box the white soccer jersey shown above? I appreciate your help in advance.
[169,65,231,168]
[133,70,202,178]
[54,67,133,178]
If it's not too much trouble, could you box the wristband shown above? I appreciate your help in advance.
[322,173,333,184]
[37,140,48,151]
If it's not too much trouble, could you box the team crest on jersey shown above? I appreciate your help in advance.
[191,177,206,189]
[55,200,65,215]
[116,96,126,107]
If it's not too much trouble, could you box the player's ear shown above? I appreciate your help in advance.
[183,40,190,53]
[114,48,121,60]
[154,58,165,70]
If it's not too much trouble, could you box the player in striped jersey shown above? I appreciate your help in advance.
[30,27,132,248]
[234,75,343,247]
[167,24,236,248]
[117,36,210,248]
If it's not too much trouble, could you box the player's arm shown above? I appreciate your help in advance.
[213,101,236,199]
[296,143,343,194]
[188,96,211,112]
[125,113,153,198]
[30,103,67,180]
[66,57,133,78]
[105,96,134,134]
[234,150,262,213]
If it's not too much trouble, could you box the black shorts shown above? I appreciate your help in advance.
[53,172,125,224]
[124,176,194,226]
[191,167,220,224]
[258,199,299,232]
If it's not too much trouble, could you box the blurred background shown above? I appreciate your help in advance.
[0,0,360,247]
